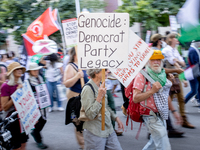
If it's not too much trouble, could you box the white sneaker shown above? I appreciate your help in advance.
[190,97,200,106]
[194,101,200,106]
[191,97,198,104]
[58,107,64,111]
[48,107,53,113]
[196,102,200,106]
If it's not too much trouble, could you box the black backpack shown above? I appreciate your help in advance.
[65,83,95,132]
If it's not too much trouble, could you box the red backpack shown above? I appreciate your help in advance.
[125,78,151,139]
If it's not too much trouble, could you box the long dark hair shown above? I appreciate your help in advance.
[152,39,162,49]
[49,53,58,67]
[68,47,76,63]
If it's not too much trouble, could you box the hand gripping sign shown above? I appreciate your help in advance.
[110,29,154,87]
[78,13,129,130]
[11,80,41,134]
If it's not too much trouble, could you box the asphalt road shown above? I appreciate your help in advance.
[27,84,200,150]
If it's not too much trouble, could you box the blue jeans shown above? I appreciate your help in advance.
[142,115,171,150]
[185,78,200,103]
[46,80,62,108]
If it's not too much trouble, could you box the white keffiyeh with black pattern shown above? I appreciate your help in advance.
[153,79,172,120]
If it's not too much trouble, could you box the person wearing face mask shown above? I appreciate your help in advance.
[150,34,184,138]
[162,33,195,129]
[185,41,200,107]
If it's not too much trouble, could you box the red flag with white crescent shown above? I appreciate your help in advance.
[23,7,60,56]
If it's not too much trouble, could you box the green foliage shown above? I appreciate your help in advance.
[116,0,160,30]
[0,31,7,46]
[152,0,186,26]
[116,0,186,39]
[0,0,105,46]
[80,0,106,12]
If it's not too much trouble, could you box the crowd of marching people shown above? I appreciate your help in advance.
[0,31,200,150]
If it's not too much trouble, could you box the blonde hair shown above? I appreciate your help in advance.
[7,73,23,86]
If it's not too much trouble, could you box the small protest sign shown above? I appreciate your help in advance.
[11,80,41,134]
[78,13,129,69]
[145,30,151,44]
[35,83,51,109]
[62,18,78,48]
[169,15,178,32]
[110,29,154,87]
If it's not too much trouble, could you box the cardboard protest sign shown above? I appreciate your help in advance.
[11,80,41,134]
[110,29,154,87]
[62,18,78,48]
[78,13,129,69]
[35,83,51,109]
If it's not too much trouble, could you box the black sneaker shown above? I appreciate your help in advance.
[37,143,48,149]
[31,131,37,143]
[168,130,184,138]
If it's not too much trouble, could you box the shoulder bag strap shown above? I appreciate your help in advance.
[83,83,95,97]
[69,63,78,72]
[140,70,155,84]
[140,69,163,93]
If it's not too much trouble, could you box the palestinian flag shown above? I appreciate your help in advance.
[179,64,200,80]
[177,0,200,43]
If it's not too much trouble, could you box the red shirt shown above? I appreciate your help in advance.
[133,73,158,113]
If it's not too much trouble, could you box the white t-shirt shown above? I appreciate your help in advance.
[162,45,184,65]
[5,60,15,66]
[63,55,69,71]
[45,61,63,82]
[105,79,113,90]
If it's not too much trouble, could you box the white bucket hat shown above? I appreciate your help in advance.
[27,63,43,71]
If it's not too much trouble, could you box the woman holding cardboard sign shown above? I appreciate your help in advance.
[63,47,89,150]
[1,62,28,150]
[27,63,48,149]
[81,69,124,150]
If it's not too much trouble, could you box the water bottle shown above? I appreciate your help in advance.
[71,111,76,119]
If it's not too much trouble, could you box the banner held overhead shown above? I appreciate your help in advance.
[78,13,129,69]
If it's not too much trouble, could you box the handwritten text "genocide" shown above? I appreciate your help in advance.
[78,14,122,28]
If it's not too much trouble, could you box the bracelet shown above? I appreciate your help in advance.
[172,110,177,113]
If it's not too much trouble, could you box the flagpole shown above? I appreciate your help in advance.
[57,9,67,55]
[75,0,81,17]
